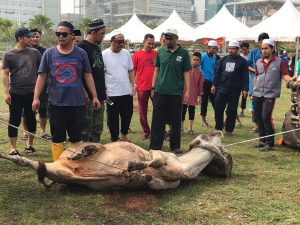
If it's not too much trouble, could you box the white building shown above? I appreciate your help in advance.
[0,0,61,27]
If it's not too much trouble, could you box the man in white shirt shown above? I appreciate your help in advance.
[102,30,135,142]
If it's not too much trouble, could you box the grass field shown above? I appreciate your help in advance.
[0,69,299,225]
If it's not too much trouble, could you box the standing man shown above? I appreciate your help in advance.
[102,30,135,142]
[132,33,156,140]
[73,29,82,45]
[200,40,218,127]
[248,32,269,132]
[252,39,296,151]
[211,40,248,135]
[32,21,100,161]
[2,28,41,155]
[239,42,249,117]
[150,28,191,154]
[77,19,106,143]
[30,28,51,140]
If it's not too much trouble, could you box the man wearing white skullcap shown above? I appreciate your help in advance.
[252,39,297,151]
[211,40,249,135]
[199,40,219,127]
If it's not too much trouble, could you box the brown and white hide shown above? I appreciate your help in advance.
[0,131,232,190]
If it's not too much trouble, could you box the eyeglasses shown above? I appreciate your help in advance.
[55,32,72,37]
[115,40,125,45]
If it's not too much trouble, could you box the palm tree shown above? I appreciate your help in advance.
[28,14,54,33]
[78,17,91,37]
[0,18,14,41]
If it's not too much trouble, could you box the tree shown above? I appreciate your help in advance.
[0,18,14,41]
[28,14,54,33]
[77,17,91,37]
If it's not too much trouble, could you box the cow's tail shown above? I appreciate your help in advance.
[37,161,56,188]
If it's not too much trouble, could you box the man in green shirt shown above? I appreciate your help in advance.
[150,28,191,154]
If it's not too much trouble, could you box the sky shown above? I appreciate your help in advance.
[61,0,74,14]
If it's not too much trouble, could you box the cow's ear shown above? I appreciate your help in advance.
[189,139,201,150]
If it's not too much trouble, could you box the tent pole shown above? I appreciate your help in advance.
[294,36,299,77]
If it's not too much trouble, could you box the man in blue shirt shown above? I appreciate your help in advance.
[200,40,218,127]
[32,21,100,161]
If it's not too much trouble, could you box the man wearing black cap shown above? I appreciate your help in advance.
[73,29,82,45]
[2,27,41,155]
[77,19,106,142]
[32,21,100,161]
[150,28,191,154]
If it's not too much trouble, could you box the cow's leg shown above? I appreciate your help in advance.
[0,153,39,171]
[127,158,163,172]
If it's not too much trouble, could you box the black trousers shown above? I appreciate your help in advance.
[182,104,195,121]
[150,92,182,151]
[201,79,215,116]
[48,104,85,143]
[8,93,36,137]
[252,96,275,146]
[107,95,133,142]
[214,90,240,132]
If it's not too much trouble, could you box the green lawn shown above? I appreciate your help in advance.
[0,70,299,225]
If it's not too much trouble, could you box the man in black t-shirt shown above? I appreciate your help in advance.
[211,40,249,135]
[77,19,106,142]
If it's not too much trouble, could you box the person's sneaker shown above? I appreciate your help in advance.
[239,112,245,117]
[259,145,274,151]
[173,149,183,154]
[253,142,265,148]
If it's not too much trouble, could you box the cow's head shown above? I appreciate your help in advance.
[188,130,223,150]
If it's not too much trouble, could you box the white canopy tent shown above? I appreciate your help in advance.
[249,0,300,76]
[104,13,153,43]
[152,10,195,41]
[249,0,300,42]
[193,5,251,41]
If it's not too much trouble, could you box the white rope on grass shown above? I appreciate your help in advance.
[0,117,127,172]
[224,128,300,147]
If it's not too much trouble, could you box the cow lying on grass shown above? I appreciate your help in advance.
[0,130,232,190]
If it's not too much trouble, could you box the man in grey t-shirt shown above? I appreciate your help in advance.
[2,27,41,155]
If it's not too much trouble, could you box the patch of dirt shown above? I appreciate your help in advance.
[101,191,159,212]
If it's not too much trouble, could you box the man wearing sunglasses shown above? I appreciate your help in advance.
[102,30,135,142]
[32,21,100,161]
[150,28,191,154]
[77,19,106,143]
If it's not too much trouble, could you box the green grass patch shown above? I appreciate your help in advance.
[0,70,299,224]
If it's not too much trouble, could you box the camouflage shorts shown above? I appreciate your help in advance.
[82,101,104,143]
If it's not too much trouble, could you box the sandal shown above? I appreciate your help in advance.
[202,122,209,127]
[9,150,20,156]
[24,146,36,154]
[141,135,149,140]
[188,130,195,135]
[21,133,28,140]
[41,133,52,140]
